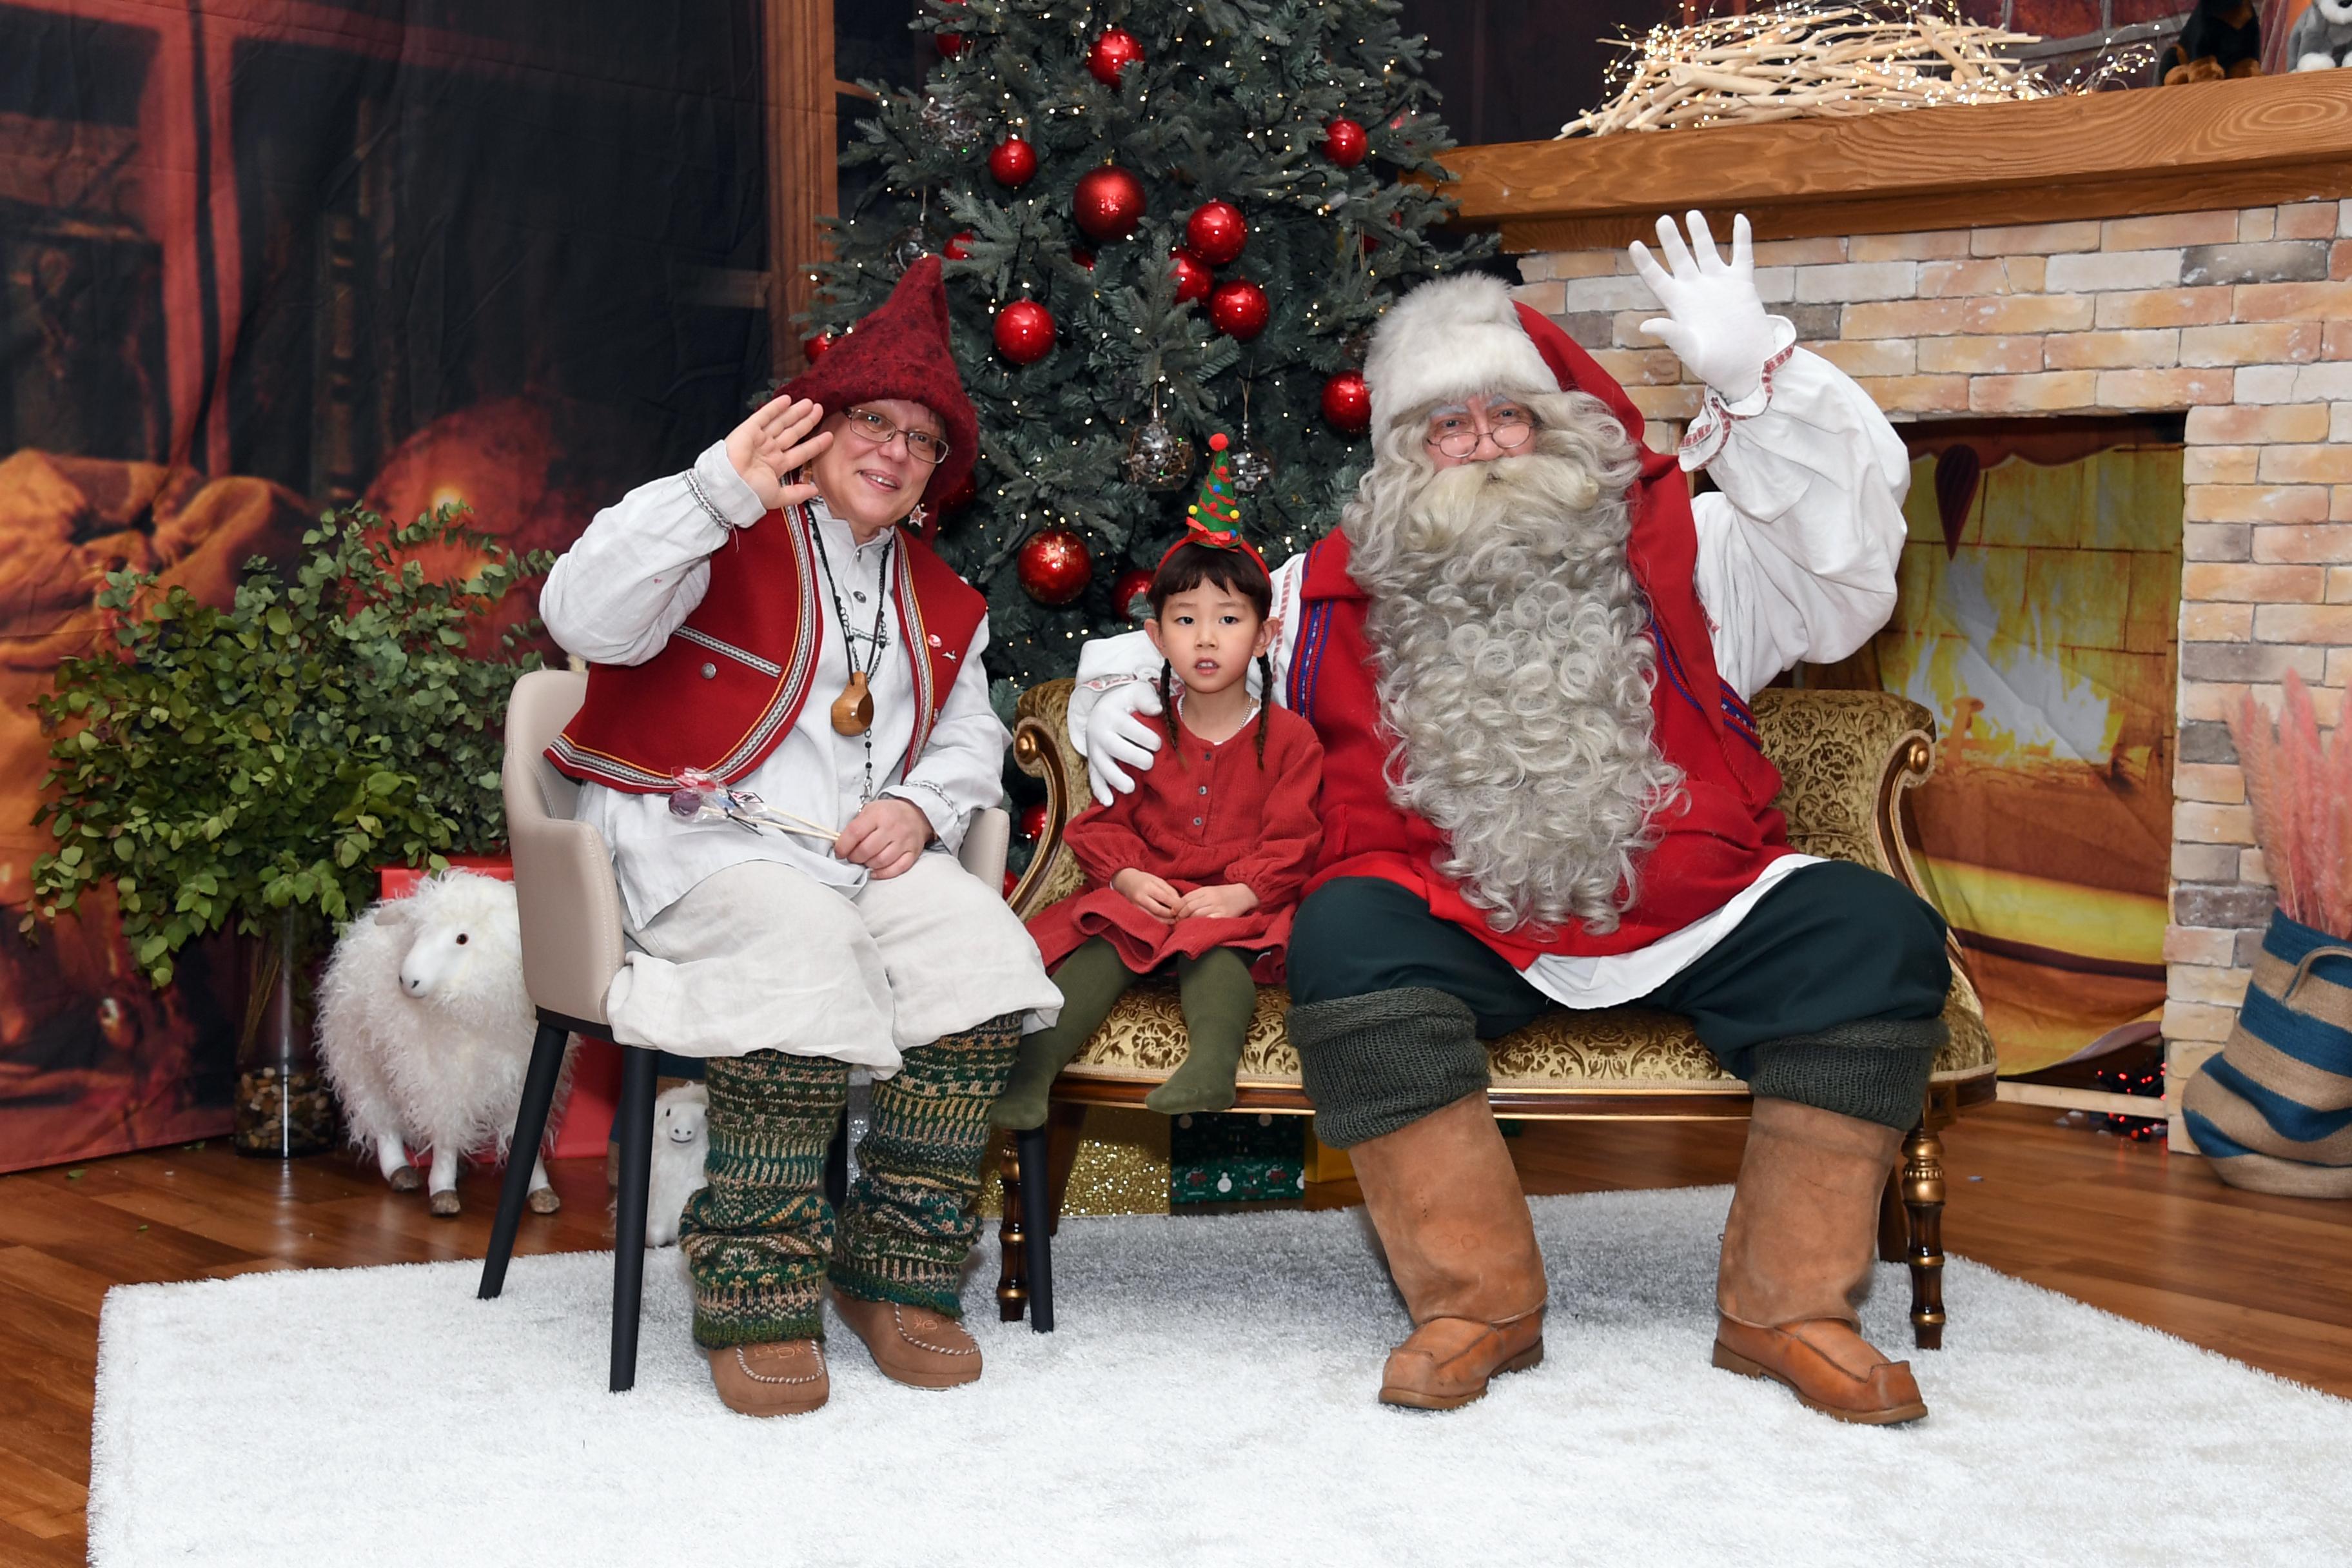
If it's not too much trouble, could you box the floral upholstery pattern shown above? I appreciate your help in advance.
[1010,679,1996,1096]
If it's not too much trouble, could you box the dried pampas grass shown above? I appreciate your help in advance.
[2230,672,2352,938]
[1562,1,2152,138]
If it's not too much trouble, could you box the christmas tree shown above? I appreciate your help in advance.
[802,0,1489,694]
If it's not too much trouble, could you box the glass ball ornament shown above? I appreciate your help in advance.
[1073,165,1146,242]
[1122,416,1195,491]
[1321,369,1371,433]
[1087,27,1145,86]
[1208,279,1269,340]
[1018,527,1093,605]
[919,93,983,153]
[1226,441,1273,495]
[883,225,928,277]
[1110,567,1155,621]
[988,137,1037,188]
[1323,117,1369,167]
[944,230,975,260]
[993,299,1056,364]
[1170,250,1211,303]
[1184,201,1248,266]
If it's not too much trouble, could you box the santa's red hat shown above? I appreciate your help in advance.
[777,255,978,507]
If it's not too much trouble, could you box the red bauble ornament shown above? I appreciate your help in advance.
[1184,201,1248,266]
[993,300,1056,364]
[1019,527,1093,605]
[988,137,1037,188]
[1208,279,1269,340]
[1073,165,1146,241]
[944,230,975,260]
[1019,799,1050,841]
[1170,250,1211,303]
[1323,116,1368,167]
[936,30,966,55]
[1321,369,1371,433]
[1110,567,1155,619]
[1086,27,1145,86]
[802,333,836,362]
[1072,246,1096,270]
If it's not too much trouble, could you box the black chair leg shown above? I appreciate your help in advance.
[478,1020,570,1301]
[609,1044,659,1392]
[1017,1124,1054,1333]
[824,1107,850,1213]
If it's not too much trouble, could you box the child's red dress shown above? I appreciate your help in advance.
[1026,703,1324,982]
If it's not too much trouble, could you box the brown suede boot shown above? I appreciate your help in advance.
[1348,1091,1549,1411]
[833,1293,983,1389]
[1712,1097,1927,1426]
[703,1340,829,1416]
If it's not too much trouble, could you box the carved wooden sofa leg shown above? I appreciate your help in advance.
[1899,1122,1948,1351]
[992,1128,1058,1330]
[995,1135,1029,1322]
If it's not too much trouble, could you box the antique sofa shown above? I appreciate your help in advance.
[995,680,1997,1349]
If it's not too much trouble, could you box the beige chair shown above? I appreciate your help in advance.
[996,681,1997,1345]
[477,667,1011,1391]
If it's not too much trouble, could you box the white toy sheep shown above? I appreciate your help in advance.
[643,1083,710,1247]
[317,869,572,1217]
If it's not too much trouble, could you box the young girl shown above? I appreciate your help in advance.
[995,447,1323,1126]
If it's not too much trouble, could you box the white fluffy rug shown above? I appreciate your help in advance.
[92,1186,2352,1567]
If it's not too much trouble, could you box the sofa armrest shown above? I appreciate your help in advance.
[509,812,627,1026]
[1009,689,1090,918]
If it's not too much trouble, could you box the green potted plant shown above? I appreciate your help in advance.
[24,505,550,1157]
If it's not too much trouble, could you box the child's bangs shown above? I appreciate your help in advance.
[1149,542,1271,615]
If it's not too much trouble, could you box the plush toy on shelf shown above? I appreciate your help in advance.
[2157,0,2263,83]
[2289,0,2352,70]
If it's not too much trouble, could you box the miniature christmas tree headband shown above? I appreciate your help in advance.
[1157,433,1269,577]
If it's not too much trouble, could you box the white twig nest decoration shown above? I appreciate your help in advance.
[1562,1,2149,137]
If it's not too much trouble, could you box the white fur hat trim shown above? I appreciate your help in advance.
[1364,273,1559,439]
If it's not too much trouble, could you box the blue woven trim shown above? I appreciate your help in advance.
[1291,594,1333,723]
[1645,618,1712,730]
[2201,1054,2352,1145]
[1718,680,1763,751]
[2237,985,2352,1075]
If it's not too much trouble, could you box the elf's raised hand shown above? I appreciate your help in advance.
[725,395,833,511]
[1629,211,1777,404]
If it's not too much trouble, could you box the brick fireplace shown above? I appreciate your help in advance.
[1445,73,2352,1145]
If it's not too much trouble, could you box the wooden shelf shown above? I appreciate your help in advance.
[1440,71,2352,251]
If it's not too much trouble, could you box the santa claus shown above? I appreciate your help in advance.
[1070,213,1952,1424]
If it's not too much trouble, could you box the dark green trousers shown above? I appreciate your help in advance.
[1286,860,1951,1133]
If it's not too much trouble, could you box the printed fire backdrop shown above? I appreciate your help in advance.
[1,0,771,1172]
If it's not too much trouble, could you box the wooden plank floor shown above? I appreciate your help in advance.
[4,1101,2348,1564]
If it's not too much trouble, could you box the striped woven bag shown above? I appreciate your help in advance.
[2183,910,2352,1198]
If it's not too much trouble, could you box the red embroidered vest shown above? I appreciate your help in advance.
[1282,309,1794,967]
[548,505,986,793]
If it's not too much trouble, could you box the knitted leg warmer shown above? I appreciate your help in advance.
[680,1048,850,1348]
[832,1012,1023,1318]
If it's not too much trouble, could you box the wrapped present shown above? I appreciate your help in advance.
[1170,1112,1306,1205]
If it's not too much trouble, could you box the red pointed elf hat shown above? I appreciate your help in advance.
[778,255,978,508]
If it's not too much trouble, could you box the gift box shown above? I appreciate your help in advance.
[1170,1112,1306,1205]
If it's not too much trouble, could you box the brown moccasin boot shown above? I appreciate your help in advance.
[833,1293,983,1389]
[1714,1097,1926,1426]
[704,1339,829,1416]
[1349,1091,1549,1411]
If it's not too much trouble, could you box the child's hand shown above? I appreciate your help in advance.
[1174,883,1258,921]
[725,395,832,510]
[1112,868,1182,921]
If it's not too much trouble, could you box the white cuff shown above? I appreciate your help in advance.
[883,781,962,847]
[691,440,770,528]
[1680,316,1800,472]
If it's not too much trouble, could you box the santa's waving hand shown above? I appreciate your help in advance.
[1066,211,1951,1426]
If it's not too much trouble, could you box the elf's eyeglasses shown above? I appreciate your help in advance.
[843,407,951,466]
[1425,406,1536,459]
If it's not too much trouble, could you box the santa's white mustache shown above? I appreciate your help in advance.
[1396,449,1607,556]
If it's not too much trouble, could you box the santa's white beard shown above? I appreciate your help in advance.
[1345,422,1682,934]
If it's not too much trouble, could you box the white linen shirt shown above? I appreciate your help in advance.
[538,440,1008,932]
[1068,341,1912,1010]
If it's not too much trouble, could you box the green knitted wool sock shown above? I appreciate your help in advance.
[1146,947,1257,1115]
[680,1048,849,1348]
[992,940,1138,1130]
[832,1012,1023,1318]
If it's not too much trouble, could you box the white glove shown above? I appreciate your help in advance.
[1080,679,1164,805]
[1629,211,1776,404]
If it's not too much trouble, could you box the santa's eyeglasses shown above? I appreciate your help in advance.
[1424,406,1536,458]
[842,407,951,466]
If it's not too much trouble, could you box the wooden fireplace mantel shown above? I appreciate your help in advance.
[1440,71,2352,252]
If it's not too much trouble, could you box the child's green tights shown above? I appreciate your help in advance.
[990,937,1257,1128]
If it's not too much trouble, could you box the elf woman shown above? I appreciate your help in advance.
[995,440,1323,1128]
[537,258,1061,1417]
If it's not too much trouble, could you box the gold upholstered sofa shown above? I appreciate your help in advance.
[995,680,1997,1348]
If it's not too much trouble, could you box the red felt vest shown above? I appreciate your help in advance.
[548,504,986,793]
[1283,308,1795,967]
